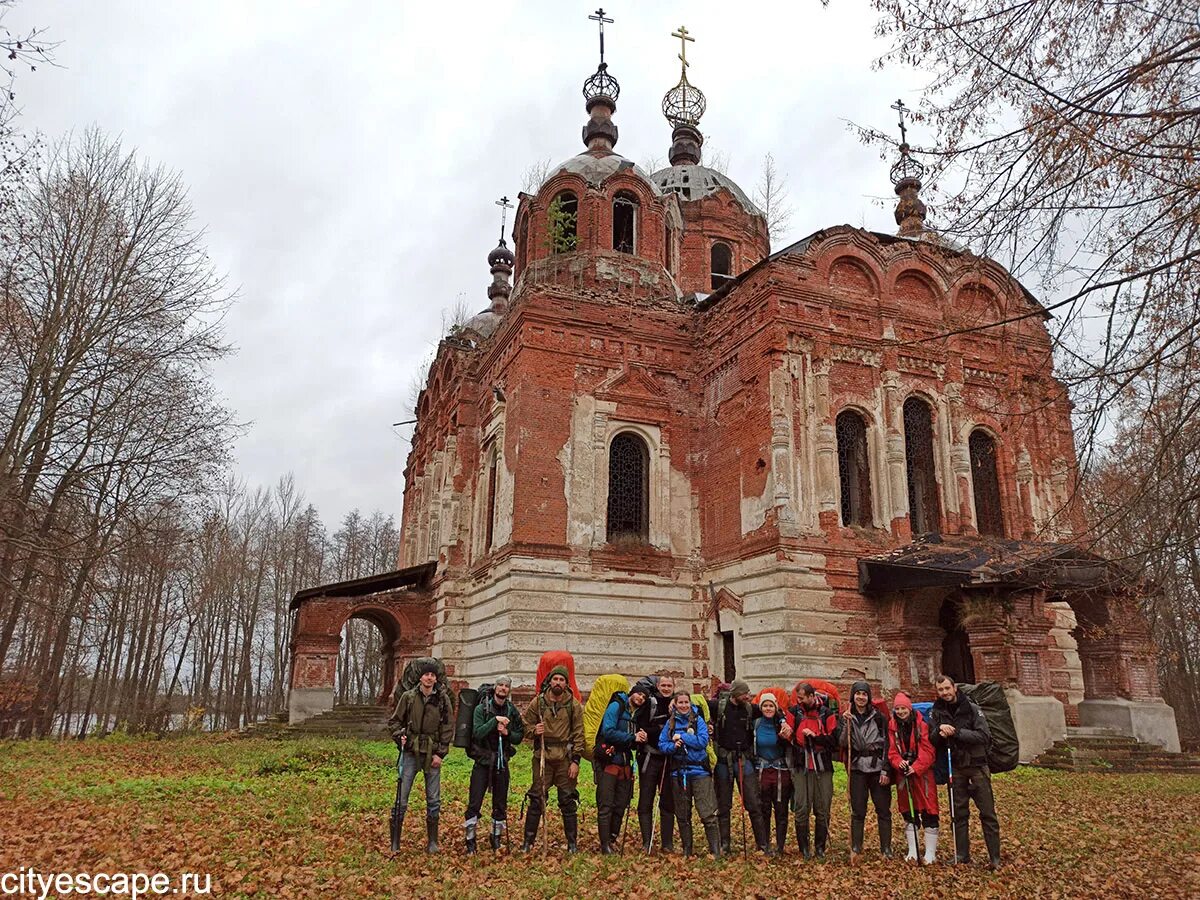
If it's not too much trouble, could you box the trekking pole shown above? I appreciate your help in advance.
[734,753,749,858]
[648,754,669,855]
[540,739,550,854]
[946,747,957,864]
[846,717,855,864]
[620,755,639,855]
[389,744,405,852]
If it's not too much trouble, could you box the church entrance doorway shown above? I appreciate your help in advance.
[938,596,976,683]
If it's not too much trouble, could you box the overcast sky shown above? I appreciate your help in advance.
[7,1,926,529]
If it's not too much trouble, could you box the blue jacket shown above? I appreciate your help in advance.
[598,693,637,765]
[658,705,710,778]
[754,716,786,767]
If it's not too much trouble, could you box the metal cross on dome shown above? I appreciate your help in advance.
[495,196,513,242]
[589,8,614,64]
[891,98,911,145]
[672,25,695,71]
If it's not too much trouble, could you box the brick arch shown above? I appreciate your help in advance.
[287,565,435,724]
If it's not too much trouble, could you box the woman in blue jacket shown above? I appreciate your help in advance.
[658,690,721,858]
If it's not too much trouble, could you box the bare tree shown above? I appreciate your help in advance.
[521,156,553,193]
[754,152,793,246]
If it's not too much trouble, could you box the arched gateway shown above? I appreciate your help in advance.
[287,563,435,724]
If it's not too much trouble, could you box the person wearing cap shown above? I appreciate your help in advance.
[888,691,939,864]
[521,665,586,852]
[714,679,773,854]
[594,682,650,853]
[753,693,793,855]
[843,680,893,859]
[464,676,524,854]
[388,660,454,853]
[631,674,678,853]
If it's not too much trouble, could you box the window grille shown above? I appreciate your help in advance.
[836,410,872,527]
[606,432,649,542]
[484,448,498,551]
[969,429,1004,536]
[903,397,942,534]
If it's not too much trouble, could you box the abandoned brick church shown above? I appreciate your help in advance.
[288,28,1180,760]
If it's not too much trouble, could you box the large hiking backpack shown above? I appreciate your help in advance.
[534,650,582,702]
[584,673,630,764]
[453,682,493,755]
[961,682,1019,774]
[398,657,450,698]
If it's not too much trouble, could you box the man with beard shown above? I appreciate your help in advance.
[632,674,678,853]
[387,660,454,853]
[785,682,840,859]
[521,666,586,852]
[464,676,524,853]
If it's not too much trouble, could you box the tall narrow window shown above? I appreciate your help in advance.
[547,191,578,253]
[665,222,675,274]
[606,432,649,542]
[903,396,942,535]
[836,410,873,527]
[711,242,733,290]
[484,447,498,551]
[613,191,638,253]
[969,429,1004,536]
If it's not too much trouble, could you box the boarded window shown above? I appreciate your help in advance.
[903,396,942,534]
[606,432,649,542]
[711,242,733,290]
[969,429,1004,536]
[836,410,872,527]
[613,191,638,253]
[484,447,498,551]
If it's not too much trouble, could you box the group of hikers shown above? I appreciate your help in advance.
[387,661,1003,869]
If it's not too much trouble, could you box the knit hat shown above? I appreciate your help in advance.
[548,665,569,682]
[730,679,751,699]
[892,691,913,710]
[629,683,650,700]
[759,692,779,709]
[494,675,512,687]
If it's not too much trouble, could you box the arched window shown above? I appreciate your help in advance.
[484,446,498,551]
[711,242,733,290]
[969,429,1004,537]
[606,432,649,542]
[548,191,578,253]
[613,190,639,253]
[836,410,872,527]
[665,222,675,274]
[903,396,942,535]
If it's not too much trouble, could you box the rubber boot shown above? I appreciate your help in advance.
[598,814,613,855]
[796,820,811,859]
[904,823,918,862]
[880,821,893,859]
[986,830,1001,870]
[465,819,477,855]
[705,823,723,860]
[678,816,694,858]
[814,821,828,860]
[490,819,504,852]
[390,810,404,853]
[638,811,654,853]
[425,815,439,854]
[564,814,579,854]
[522,808,541,852]
[774,807,789,856]
[953,818,971,864]
[718,816,732,856]
[923,827,939,865]
[661,810,675,852]
[751,812,770,854]
[850,818,864,855]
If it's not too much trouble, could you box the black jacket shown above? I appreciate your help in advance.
[715,698,760,758]
[929,693,991,770]
[634,693,674,758]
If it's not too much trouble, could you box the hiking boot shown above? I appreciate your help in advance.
[490,820,504,852]
[465,819,477,856]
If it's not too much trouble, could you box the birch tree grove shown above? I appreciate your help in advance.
[0,132,399,737]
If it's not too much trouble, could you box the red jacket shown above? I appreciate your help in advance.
[888,712,938,814]
[785,700,840,772]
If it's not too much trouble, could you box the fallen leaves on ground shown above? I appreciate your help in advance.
[1,734,1197,898]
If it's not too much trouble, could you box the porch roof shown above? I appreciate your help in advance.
[289,561,436,611]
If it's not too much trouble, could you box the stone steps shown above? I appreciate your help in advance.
[237,704,391,740]
[1032,733,1200,773]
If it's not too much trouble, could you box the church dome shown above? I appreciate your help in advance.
[651,164,762,218]
[543,149,663,196]
[488,240,515,267]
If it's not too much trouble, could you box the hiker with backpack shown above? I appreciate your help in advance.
[785,682,841,859]
[658,690,722,858]
[843,681,893,859]
[888,691,939,864]
[714,680,772,855]
[753,692,793,856]
[463,676,524,854]
[595,682,650,854]
[387,660,454,853]
[521,666,586,853]
[929,674,1002,869]
[632,674,678,853]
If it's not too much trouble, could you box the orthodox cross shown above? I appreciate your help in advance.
[672,25,695,70]
[589,8,614,65]
[495,195,513,242]
[891,98,910,145]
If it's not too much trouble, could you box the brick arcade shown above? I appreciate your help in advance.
[287,29,1180,759]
